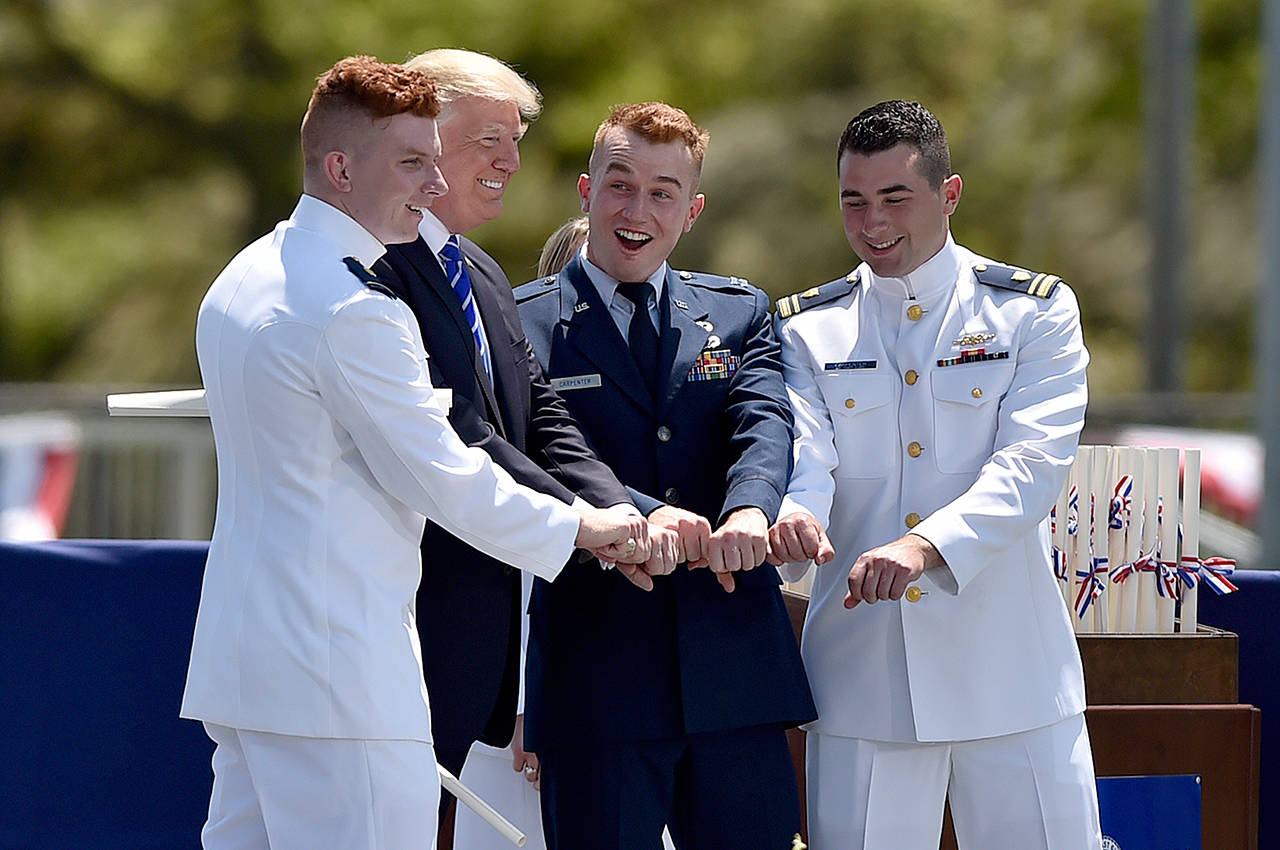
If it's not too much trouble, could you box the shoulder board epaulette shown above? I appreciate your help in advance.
[972,262,1062,299]
[775,270,861,319]
[514,275,558,305]
[343,256,399,300]
[679,270,752,293]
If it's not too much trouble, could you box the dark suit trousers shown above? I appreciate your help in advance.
[537,724,801,850]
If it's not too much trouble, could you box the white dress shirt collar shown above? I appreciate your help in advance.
[863,233,963,302]
[416,209,452,258]
[294,194,386,270]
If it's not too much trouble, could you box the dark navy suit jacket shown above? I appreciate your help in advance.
[377,236,630,755]
[514,255,816,751]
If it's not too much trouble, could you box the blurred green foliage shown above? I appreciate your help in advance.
[0,0,1263,394]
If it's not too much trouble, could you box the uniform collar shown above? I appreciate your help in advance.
[864,233,963,302]
[294,194,386,270]
[580,246,669,306]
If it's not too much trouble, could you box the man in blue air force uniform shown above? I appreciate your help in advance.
[768,100,1101,849]
[514,102,816,849]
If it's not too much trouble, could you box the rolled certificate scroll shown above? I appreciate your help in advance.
[107,387,451,417]
[438,763,527,847]
[1179,449,1202,633]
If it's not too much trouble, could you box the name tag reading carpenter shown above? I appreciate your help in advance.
[688,348,739,382]
[551,374,602,392]
[824,360,877,372]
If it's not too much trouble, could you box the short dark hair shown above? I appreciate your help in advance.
[837,100,951,190]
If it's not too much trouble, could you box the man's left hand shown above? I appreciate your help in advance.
[509,714,540,790]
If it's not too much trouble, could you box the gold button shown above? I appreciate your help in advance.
[906,304,924,321]
[971,387,983,399]
[845,398,856,409]
[905,369,918,386]
[907,441,922,458]
[905,586,923,603]
[905,512,921,528]
[973,263,987,273]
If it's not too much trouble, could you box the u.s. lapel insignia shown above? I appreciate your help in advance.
[952,330,996,347]
[573,301,590,313]
[674,299,690,310]
[695,320,714,333]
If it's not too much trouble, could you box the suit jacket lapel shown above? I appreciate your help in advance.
[657,271,711,414]
[560,257,653,412]
[399,237,506,434]
[460,251,513,436]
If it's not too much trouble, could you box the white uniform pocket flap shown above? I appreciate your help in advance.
[822,372,894,417]
[931,365,1008,409]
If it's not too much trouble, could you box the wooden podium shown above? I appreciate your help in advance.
[781,591,1261,849]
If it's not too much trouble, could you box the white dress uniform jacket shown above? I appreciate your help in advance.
[777,235,1089,743]
[181,195,581,744]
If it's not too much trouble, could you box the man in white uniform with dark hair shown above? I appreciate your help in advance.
[769,99,1101,849]
[180,55,653,850]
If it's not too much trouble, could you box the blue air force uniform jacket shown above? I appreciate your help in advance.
[514,254,816,751]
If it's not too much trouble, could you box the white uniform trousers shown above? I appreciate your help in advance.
[454,741,677,850]
[201,723,439,850]
[806,713,1101,850]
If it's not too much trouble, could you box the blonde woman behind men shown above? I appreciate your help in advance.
[536,216,590,278]
[453,215,674,850]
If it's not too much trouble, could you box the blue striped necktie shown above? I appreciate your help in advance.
[439,236,492,383]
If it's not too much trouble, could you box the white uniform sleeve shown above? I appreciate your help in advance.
[314,295,580,582]
[911,285,1089,593]
[774,314,840,584]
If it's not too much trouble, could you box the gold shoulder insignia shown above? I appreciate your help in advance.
[972,262,1063,299]
[774,273,860,319]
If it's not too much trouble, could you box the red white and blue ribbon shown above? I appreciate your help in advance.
[1108,475,1133,530]
[1187,555,1239,595]
[1155,560,1181,599]
[1075,557,1108,618]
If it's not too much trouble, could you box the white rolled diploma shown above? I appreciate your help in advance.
[1105,447,1129,634]
[1180,449,1201,633]
[1155,447,1180,634]
[1069,448,1092,633]
[1052,470,1072,612]
[1136,448,1160,634]
[107,387,452,416]
[438,763,528,847]
[1118,446,1144,633]
[1089,446,1111,633]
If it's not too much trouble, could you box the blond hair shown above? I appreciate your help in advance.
[403,48,541,124]
[537,216,590,278]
